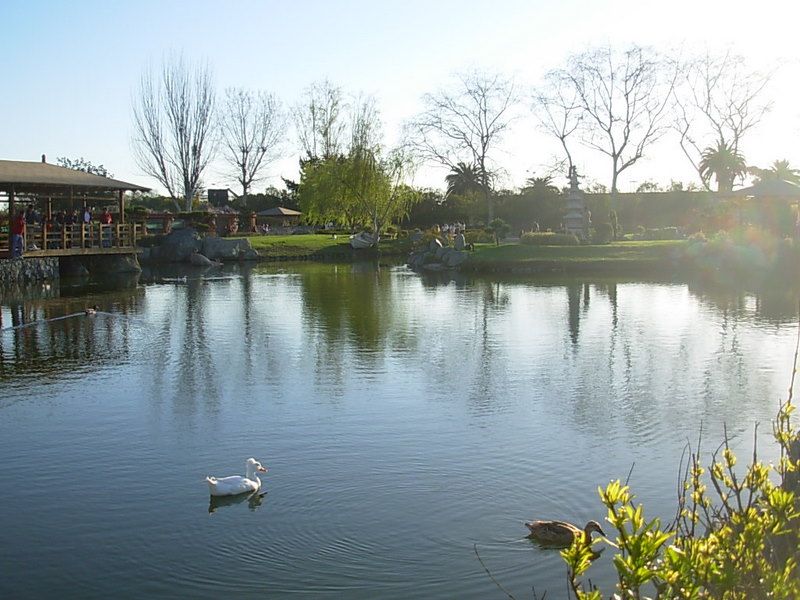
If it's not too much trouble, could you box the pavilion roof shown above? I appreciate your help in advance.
[732,179,800,197]
[0,160,150,195]
[257,206,302,217]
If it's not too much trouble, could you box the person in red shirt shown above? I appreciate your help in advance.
[99,208,112,247]
[10,210,25,258]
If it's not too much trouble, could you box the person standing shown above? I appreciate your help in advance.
[99,208,112,247]
[11,210,25,258]
[24,204,40,250]
[80,206,92,248]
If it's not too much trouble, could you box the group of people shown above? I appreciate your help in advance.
[9,204,113,256]
[439,222,466,234]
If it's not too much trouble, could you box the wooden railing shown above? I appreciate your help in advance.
[2,223,144,255]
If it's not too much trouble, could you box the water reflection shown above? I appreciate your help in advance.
[0,278,146,383]
[1,263,799,600]
[208,491,266,514]
[298,261,395,350]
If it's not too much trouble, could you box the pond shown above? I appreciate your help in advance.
[1,262,797,599]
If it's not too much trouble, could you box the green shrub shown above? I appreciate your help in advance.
[520,232,580,246]
[136,234,166,248]
[466,229,494,244]
[644,226,681,240]
[687,230,707,243]
[487,218,510,241]
[127,206,150,219]
[559,397,800,600]
[592,222,614,244]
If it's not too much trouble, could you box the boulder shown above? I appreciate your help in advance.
[190,252,220,266]
[158,228,202,262]
[201,236,258,261]
[443,249,469,267]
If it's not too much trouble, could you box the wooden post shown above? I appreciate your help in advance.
[8,186,15,253]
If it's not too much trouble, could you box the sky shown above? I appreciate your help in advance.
[2,0,799,196]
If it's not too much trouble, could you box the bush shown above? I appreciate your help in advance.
[136,234,166,248]
[466,229,494,244]
[558,395,800,600]
[592,222,614,244]
[520,232,580,246]
[687,230,707,243]
[644,226,681,240]
[127,206,150,219]
[487,218,511,242]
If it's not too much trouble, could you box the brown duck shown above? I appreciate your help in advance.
[524,519,605,546]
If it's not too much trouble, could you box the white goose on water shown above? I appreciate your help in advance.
[205,458,267,497]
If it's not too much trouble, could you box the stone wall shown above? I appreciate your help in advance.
[0,257,59,285]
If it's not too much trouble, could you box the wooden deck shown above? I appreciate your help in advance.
[1,223,144,259]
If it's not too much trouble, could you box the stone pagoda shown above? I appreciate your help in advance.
[563,166,590,241]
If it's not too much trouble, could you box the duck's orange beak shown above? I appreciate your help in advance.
[259,466,267,472]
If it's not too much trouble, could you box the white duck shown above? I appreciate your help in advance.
[205,458,267,497]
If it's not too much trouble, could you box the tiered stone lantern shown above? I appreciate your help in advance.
[563,166,590,241]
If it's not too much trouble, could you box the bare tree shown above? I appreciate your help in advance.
[406,70,517,221]
[673,50,772,190]
[532,69,583,178]
[220,88,286,200]
[292,79,347,161]
[132,55,216,211]
[555,44,678,196]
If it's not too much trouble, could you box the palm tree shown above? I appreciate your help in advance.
[445,162,487,198]
[750,159,800,184]
[523,175,558,196]
[699,140,747,192]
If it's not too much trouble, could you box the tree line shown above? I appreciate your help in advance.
[128,45,785,242]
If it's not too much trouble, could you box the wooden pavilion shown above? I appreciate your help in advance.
[0,157,150,257]
[257,206,302,228]
[731,179,800,235]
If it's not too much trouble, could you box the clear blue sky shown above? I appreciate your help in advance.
[2,0,798,194]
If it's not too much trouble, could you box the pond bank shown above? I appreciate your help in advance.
[139,233,797,285]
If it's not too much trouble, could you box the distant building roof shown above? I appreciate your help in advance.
[0,159,150,194]
[732,179,800,197]
[257,206,301,217]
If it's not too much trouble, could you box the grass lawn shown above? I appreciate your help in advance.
[234,234,686,272]
[232,233,412,259]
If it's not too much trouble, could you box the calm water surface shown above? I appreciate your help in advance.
[1,262,797,599]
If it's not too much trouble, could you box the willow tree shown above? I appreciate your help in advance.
[131,54,216,212]
[298,97,418,243]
